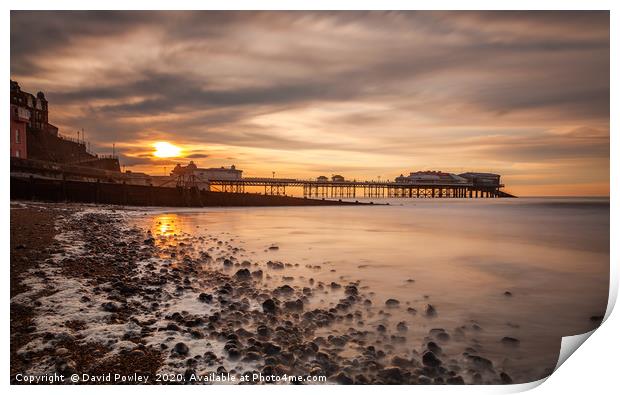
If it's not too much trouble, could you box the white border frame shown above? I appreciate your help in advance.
[2,2,616,395]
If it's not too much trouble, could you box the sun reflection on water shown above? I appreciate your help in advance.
[153,214,180,238]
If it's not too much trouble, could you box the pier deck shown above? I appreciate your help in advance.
[209,178,511,198]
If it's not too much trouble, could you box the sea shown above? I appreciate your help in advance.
[126,197,609,382]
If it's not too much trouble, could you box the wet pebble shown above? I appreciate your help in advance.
[101,301,121,312]
[427,341,442,354]
[501,336,520,347]
[275,285,294,295]
[284,299,304,312]
[173,342,189,356]
[263,342,281,355]
[391,355,412,367]
[56,347,69,356]
[385,299,400,307]
[344,285,358,296]
[378,366,404,384]
[430,328,450,342]
[425,304,437,317]
[447,376,465,384]
[257,325,271,338]
[329,335,348,347]
[422,351,442,367]
[234,268,251,280]
[467,355,493,370]
[333,372,353,384]
[500,372,513,384]
[243,351,261,361]
[262,299,277,314]
[55,359,77,376]
[227,348,241,360]
[198,293,213,303]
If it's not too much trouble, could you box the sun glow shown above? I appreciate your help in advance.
[153,141,181,158]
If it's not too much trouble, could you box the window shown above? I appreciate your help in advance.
[15,150,20,158]
[15,129,20,144]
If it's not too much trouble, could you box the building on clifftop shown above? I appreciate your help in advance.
[9,79,120,171]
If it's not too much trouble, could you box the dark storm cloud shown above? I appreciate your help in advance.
[93,78,358,115]
[10,11,149,74]
[13,11,610,117]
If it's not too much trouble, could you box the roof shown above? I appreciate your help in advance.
[197,167,242,172]
[459,172,500,177]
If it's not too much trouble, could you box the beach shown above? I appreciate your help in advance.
[10,199,609,384]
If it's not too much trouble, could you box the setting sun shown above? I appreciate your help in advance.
[153,141,181,158]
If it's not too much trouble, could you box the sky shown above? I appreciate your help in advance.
[10,11,609,196]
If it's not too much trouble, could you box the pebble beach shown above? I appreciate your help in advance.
[10,200,608,385]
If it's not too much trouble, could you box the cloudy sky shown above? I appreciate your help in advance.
[11,11,609,196]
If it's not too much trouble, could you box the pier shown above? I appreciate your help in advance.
[208,178,513,198]
[10,157,515,201]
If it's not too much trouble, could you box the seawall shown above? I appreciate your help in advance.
[10,176,365,207]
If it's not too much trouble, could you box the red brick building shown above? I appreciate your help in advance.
[10,80,61,159]
[9,79,121,172]
[10,80,58,136]
[10,104,29,158]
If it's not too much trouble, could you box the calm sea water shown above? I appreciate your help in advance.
[128,197,609,382]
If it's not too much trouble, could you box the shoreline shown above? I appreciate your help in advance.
[11,202,543,385]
